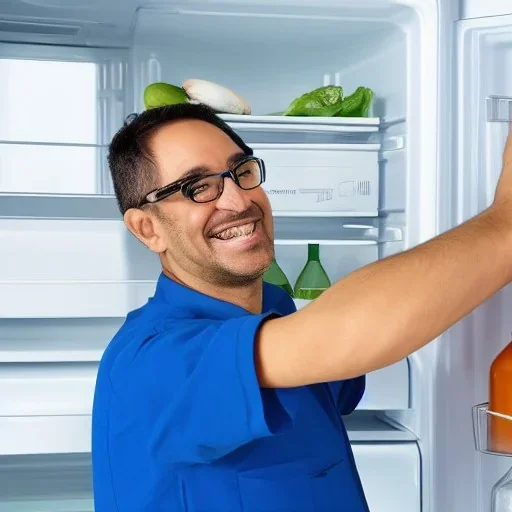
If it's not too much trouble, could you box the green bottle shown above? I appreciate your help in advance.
[263,258,293,297]
[294,243,331,300]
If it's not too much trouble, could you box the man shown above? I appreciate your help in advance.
[92,103,512,511]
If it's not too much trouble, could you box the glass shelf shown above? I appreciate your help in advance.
[487,96,512,123]
[473,403,512,457]
[274,217,402,245]
[0,193,120,220]
[0,194,400,233]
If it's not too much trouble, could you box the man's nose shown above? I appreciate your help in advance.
[215,177,252,212]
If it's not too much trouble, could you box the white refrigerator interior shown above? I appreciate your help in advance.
[0,0,510,510]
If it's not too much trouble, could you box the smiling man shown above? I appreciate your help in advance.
[91,104,512,511]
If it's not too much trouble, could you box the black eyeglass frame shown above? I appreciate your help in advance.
[138,156,266,207]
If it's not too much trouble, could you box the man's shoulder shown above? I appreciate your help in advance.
[97,300,225,377]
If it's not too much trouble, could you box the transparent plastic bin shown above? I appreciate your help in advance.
[473,403,512,457]
[487,96,512,123]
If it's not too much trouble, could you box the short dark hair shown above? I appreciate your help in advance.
[108,103,253,214]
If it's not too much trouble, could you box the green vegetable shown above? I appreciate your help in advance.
[335,87,374,117]
[144,82,189,109]
[284,85,344,117]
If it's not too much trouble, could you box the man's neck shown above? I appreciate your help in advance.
[161,266,263,314]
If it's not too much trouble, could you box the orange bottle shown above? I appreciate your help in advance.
[489,334,512,454]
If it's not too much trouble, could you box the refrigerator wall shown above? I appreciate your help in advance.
[0,0,441,510]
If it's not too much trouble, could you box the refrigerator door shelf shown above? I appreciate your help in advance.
[473,403,512,458]
[487,95,512,123]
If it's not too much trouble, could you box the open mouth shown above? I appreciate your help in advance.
[212,222,257,241]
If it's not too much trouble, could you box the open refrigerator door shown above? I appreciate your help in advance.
[425,9,512,512]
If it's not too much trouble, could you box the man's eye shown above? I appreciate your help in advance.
[192,183,209,195]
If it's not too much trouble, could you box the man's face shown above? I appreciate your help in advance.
[148,119,274,286]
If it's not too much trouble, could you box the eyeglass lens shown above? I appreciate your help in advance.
[188,159,262,203]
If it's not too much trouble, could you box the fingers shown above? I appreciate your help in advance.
[504,123,512,168]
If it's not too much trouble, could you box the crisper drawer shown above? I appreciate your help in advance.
[352,442,421,512]
[252,143,380,216]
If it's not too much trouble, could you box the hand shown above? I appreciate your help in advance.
[493,124,512,214]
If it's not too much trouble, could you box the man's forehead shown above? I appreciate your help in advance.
[150,119,245,182]
[152,119,240,154]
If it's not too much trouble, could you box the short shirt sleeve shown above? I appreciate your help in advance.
[328,375,366,415]
[108,312,296,467]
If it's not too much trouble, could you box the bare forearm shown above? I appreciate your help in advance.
[258,206,512,387]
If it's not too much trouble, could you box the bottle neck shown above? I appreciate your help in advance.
[308,244,320,262]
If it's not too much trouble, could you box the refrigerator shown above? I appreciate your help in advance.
[0,0,511,510]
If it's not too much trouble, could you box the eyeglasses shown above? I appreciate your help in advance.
[139,156,266,206]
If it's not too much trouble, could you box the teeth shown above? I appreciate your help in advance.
[214,223,255,240]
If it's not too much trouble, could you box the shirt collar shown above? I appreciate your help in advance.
[153,272,295,320]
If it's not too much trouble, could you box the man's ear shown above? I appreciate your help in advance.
[124,208,167,253]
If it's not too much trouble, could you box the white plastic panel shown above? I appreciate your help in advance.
[253,144,380,216]
[0,44,127,197]
[0,416,91,456]
[343,412,416,441]
[357,359,409,410]
[0,362,96,416]
[461,0,512,19]
[0,143,103,195]
[0,218,160,318]
[0,318,120,363]
[1,280,157,319]
[352,442,420,512]
[0,58,98,145]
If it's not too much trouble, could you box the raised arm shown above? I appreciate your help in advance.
[256,127,512,388]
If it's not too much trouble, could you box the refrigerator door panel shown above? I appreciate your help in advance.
[430,13,512,512]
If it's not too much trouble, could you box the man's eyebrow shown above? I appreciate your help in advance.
[226,151,248,167]
[177,151,248,181]
[177,166,209,182]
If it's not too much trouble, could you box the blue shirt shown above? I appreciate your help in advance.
[92,273,369,511]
